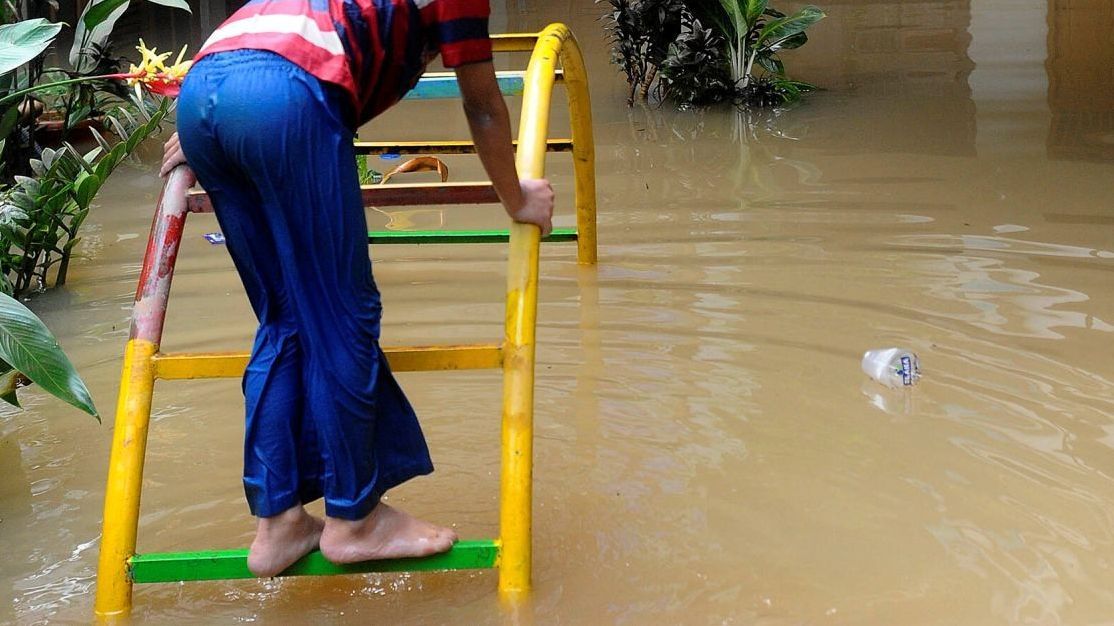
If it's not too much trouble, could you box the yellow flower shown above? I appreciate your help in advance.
[117,40,192,99]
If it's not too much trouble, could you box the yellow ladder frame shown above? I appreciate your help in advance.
[94,24,594,621]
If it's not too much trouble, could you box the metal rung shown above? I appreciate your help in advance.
[407,70,563,100]
[153,345,503,380]
[490,34,538,52]
[354,138,573,155]
[188,182,499,213]
[369,228,577,245]
[129,539,499,584]
[359,182,499,207]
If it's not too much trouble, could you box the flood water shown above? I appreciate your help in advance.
[3,0,1114,624]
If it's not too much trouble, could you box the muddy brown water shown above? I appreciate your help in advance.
[3,1,1113,624]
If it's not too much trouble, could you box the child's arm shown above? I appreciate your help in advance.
[455,61,554,236]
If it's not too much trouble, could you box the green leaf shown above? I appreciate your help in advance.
[757,6,825,51]
[62,143,97,175]
[94,146,124,179]
[0,367,22,407]
[75,0,190,71]
[0,292,97,417]
[82,146,105,164]
[13,176,39,195]
[778,79,817,91]
[756,53,785,76]
[772,32,808,51]
[106,115,128,142]
[81,0,130,32]
[72,0,130,73]
[743,0,769,26]
[45,187,73,214]
[146,0,191,11]
[10,191,35,211]
[117,106,138,128]
[716,0,745,35]
[0,105,20,139]
[66,104,94,128]
[73,173,102,209]
[0,19,63,77]
[356,155,383,185]
[686,0,733,38]
[88,126,113,153]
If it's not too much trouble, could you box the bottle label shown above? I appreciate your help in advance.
[900,355,913,385]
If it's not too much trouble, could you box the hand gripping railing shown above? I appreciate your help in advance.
[93,23,594,621]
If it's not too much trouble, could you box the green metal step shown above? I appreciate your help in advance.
[129,539,499,583]
[368,228,577,245]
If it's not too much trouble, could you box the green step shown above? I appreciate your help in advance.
[368,228,577,245]
[129,539,499,583]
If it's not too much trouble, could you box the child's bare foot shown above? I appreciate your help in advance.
[319,503,458,564]
[248,505,324,577]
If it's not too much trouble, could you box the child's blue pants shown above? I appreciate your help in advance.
[176,50,434,521]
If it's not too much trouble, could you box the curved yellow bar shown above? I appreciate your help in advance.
[558,32,598,266]
[500,22,593,600]
[493,28,597,265]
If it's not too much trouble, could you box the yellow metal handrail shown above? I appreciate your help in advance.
[499,26,597,265]
[499,23,591,598]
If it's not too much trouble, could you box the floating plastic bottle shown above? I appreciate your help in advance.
[861,347,920,389]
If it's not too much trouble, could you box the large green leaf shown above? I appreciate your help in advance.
[0,105,20,139]
[83,0,190,31]
[771,31,808,51]
[82,0,130,30]
[0,364,22,407]
[685,0,733,40]
[756,52,785,76]
[73,171,103,210]
[715,0,745,37]
[72,0,132,72]
[0,19,63,77]
[146,0,191,11]
[743,0,769,27]
[0,292,97,417]
[76,0,192,71]
[714,0,767,33]
[757,6,825,51]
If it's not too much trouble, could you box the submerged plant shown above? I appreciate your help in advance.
[601,0,686,104]
[602,0,826,107]
[686,0,824,90]
[659,18,734,107]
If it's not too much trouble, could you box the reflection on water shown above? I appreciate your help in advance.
[1046,0,1114,162]
[2,0,1114,624]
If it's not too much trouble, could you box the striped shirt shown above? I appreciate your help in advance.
[196,0,492,124]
